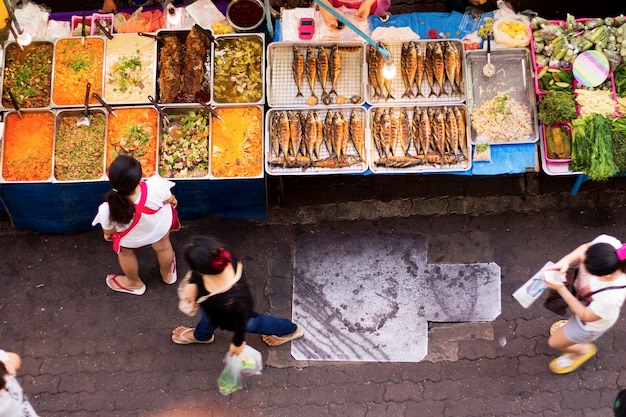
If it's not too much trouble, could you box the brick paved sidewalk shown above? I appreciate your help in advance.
[2,180,626,416]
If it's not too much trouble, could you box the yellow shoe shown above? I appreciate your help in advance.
[549,319,568,336]
[549,344,597,374]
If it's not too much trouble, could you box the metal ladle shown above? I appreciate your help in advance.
[77,83,91,127]
[148,95,183,139]
[92,92,117,118]
[483,36,496,78]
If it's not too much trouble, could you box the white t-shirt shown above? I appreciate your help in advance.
[0,350,37,417]
[574,234,626,332]
[92,176,175,248]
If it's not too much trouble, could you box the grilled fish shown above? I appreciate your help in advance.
[445,106,458,158]
[317,45,329,98]
[374,155,424,168]
[443,42,459,94]
[288,110,302,156]
[418,108,431,158]
[277,110,291,157]
[306,46,317,99]
[401,42,418,99]
[398,108,411,156]
[329,44,341,96]
[367,44,383,100]
[454,107,468,160]
[314,110,324,158]
[414,42,425,97]
[380,108,392,157]
[431,42,446,96]
[303,111,317,158]
[292,46,305,98]
[431,108,447,163]
[424,43,436,97]
[349,109,365,160]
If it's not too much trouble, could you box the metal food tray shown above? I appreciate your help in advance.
[211,33,265,107]
[368,104,472,174]
[265,106,369,176]
[209,105,265,180]
[53,108,108,183]
[155,29,213,105]
[103,34,157,105]
[158,105,211,180]
[0,41,54,111]
[266,41,365,108]
[1,110,56,183]
[104,106,160,178]
[465,48,538,145]
[51,36,106,108]
[365,39,466,106]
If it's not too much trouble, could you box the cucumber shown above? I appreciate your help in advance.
[555,81,571,88]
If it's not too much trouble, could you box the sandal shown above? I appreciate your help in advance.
[549,343,597,374]
[106,274,146,296]
[165,254,177,285]
[262,324,304,347]
[171,327,215,345]
[549,319,568,336]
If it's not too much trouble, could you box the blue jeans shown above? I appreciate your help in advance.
[194,309,297,341]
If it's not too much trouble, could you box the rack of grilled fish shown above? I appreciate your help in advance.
[369,105,471,173]
[267,42,365,108]
[366,40,465,105]
[265,107,368,174]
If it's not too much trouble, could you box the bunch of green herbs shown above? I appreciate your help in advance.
[537,90,578,127]
[570,114,618,181]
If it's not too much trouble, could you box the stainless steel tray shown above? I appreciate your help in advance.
[265,106,368,176]
[210,105,264,180]
[266,41,365,108]
[465,48,538,144]
[1,41,54,111]
[1,110,56,183]
[103,34,156,105]
[365,39,466,106]
[368,104,471,174]
[54,108,107,182]
[158,105,211,180]
[51,36,106,108]
[155,28,212,105]
[211,33,265,107]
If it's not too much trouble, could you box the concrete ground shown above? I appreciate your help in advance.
[2,173,626,417]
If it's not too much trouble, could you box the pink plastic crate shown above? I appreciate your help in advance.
[91,13,114,36]
[530,19,566,71]
[71,15,93,35]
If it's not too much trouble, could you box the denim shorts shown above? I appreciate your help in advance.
[564,316,605,344]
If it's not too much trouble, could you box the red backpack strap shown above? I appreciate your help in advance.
[115,182,148,239]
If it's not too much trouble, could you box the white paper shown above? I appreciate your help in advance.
[512,261,554,308]
[184,0,226,29]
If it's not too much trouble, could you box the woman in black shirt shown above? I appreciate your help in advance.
[172,235,304,355]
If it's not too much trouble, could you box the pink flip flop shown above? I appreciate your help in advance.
[165,254,177,285]
[106,274,146,296]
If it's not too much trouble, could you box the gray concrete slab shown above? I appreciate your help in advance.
[291,233,500,361]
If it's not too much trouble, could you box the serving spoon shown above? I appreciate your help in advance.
[95,19,114,40]
[6,88,22,120]
[77,83,91,127]
[92,92,117,118]
[483,36,496,78]
[148,95,183,139]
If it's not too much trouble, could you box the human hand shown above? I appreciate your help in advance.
[354,4,370,21]
[229,342,246,356]
[320,9,338,30]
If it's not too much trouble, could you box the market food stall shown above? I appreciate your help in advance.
[4,1,617,233]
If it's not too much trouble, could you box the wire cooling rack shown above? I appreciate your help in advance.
[365,40,466,106]
[368,104,472,174]
[267,42,366,108]
[264,106,369,176]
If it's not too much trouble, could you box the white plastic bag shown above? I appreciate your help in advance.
[238,345,263,376]
[217,355,243,395]
[217,345,263,395]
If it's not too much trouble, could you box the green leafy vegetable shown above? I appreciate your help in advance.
[571,114,618,181]
[611,117,626,173]
[538,90,578,127]
[614,63,626,98]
